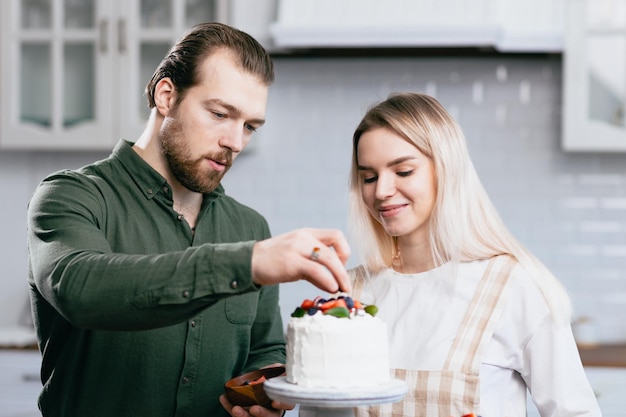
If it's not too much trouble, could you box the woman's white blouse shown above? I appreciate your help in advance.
[357,260,602,417]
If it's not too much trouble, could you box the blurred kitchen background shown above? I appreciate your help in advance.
[1,0,626,416]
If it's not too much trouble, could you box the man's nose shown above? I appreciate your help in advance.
[219,126,244,153]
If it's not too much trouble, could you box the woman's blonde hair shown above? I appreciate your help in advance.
[348,93,571,320]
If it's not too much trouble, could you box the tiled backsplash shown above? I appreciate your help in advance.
[1,54,625,343]
[224,55,626,343]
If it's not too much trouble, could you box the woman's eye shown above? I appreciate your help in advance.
[397,170,413,177]
[363,176,377,184]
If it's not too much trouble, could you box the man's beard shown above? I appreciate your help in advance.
[160,117,232,194]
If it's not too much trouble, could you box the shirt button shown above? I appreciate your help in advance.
[182,290,190,298]
[162,186,169,193]
[177,214,183,221]
[146,188,153,195]
[230,280,238,289]
[190,320,196,328]
[182,376,189,384]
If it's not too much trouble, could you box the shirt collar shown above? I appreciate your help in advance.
[112,139,226,201]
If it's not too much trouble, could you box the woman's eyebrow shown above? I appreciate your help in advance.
[358,156,417,171]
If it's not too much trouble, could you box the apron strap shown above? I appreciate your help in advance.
[444,254,515,374]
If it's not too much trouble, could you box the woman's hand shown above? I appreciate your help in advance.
[219,394,294,417]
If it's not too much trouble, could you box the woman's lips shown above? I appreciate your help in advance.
[378,204,407,218]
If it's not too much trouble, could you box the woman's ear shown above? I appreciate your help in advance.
[153,78,176,116]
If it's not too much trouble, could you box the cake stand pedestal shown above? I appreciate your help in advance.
[264,377,407,417]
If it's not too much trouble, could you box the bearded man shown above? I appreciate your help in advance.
[27,22,350,417]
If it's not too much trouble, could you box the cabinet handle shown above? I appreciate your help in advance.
[99,19,109,53]
[118,18,127,54]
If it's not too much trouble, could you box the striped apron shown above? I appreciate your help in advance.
[352,255,514,417]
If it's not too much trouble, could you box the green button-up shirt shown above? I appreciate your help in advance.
[27,140,285,417]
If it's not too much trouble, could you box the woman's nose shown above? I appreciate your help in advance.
[375,173,396,199]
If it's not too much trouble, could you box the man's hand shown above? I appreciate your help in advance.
[251,228,351,293]
[219,394,294,417]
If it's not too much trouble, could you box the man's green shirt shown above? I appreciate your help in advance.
[27,140,285,417]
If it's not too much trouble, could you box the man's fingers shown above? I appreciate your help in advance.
[306,243,351,293]
[270,400,295,411]
[307,228,351,265]
[304,260,351,293]
[251,228,352,292]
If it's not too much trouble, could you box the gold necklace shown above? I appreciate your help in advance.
[392,236,404,272]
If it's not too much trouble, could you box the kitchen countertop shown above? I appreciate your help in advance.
[3,341,625,366]
[578,343,626,367]
[0,326,37,350]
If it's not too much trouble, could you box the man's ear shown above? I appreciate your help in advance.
[154,78,176,116]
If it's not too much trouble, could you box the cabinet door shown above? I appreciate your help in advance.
[0,0,116,150]
[563,0,626,151]
[116,0,220,143]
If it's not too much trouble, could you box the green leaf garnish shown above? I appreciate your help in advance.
[291,307,306,317]
[364,305,378,317]
[324,306,350,318]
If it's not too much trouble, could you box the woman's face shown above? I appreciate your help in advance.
[357,127,437,245]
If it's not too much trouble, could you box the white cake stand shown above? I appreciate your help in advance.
[264,377,407,417]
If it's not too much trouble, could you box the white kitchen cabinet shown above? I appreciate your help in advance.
[562,0,626,152]
[228,0,277,51]
[270,0,564,52]
[0,350,41,416]
[0,0,226,150]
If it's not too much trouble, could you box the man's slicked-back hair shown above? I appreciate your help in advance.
[145,22,274,108]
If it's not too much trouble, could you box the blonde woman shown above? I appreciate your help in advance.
[348,93,600,417]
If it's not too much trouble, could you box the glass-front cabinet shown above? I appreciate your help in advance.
[563,0,626,151]
[0,0,222,150]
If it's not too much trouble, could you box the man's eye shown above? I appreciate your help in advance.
[245,124,257,133]
[213,112,225,118]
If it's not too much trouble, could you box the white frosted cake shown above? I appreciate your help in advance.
[285,296,390,388]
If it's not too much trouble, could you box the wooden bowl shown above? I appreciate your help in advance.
[224,366,286,408]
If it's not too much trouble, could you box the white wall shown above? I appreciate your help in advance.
[1,55,625,344]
